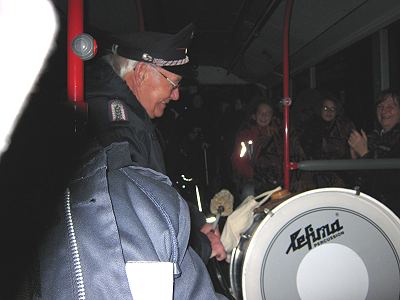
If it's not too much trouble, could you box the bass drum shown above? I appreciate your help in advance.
[229,188,400,300]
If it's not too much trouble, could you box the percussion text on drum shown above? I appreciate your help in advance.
[286,219,344,254]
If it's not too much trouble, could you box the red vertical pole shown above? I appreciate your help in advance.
[282,0,294,190]
[67,0,84,103]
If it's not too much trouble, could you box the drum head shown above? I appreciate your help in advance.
[242,188,400,300]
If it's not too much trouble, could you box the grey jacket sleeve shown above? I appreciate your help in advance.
[38,142,226,299]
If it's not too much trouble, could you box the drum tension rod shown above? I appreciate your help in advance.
[354,186,361,196]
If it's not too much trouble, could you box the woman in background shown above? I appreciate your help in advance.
[300,92,355,188]
[231,99,304,204]
[348,89,400,216]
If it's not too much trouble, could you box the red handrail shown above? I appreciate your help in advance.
[282,0,294,190]
[67,0,84,103]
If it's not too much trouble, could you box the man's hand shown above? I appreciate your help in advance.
[348,129,368,157]
[200,223,227,261]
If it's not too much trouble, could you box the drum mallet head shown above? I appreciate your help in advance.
[210,189,234,230]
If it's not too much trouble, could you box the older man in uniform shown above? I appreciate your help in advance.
[85,25,192,172]
[37,24,227,299]
[85,24,225,263]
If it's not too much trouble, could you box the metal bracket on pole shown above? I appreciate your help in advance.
[280,97,292,106]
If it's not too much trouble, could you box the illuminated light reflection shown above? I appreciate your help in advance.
[240,141,247,158]
[206,216,216,223]
[181,174,193,182]
[195,185,202,212]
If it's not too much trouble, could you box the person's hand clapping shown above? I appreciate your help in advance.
[348,129,368,157]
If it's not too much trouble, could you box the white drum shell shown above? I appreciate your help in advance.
[230,188,400,300]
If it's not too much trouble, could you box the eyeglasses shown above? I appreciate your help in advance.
[377,103,398,112]
[151,65,180,90]
[322,106,336,112]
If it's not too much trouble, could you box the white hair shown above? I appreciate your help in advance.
[103,54,138,79]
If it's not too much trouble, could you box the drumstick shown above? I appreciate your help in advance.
[212,206,224,230]
[254,186,282,204]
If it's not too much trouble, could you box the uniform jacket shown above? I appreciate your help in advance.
[85,58,211,263]
[38,142,224,299]
[85,58,166,174]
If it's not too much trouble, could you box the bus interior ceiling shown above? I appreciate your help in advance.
[48,0,400,98]
[51,0,398,84]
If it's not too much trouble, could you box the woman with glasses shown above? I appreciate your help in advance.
[299,92,355,188]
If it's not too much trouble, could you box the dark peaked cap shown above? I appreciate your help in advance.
[108,23,195,67]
